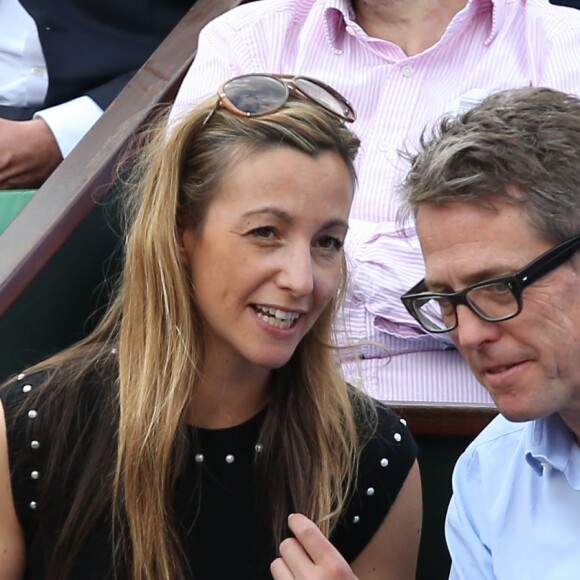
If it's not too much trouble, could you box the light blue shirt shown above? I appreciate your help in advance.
[446,413,580,579]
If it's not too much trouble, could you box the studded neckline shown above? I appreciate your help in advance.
[188,405,267,467]
[8,370,415,555]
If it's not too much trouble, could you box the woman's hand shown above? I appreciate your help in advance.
[270,513,358,580]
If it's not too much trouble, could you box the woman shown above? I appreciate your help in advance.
[0,74,421,579]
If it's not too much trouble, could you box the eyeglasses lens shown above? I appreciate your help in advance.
[413,282,519,332]
[293,78,353,120]
[414,296,455,332]
[223,75,288,116]
[466,283,518,320]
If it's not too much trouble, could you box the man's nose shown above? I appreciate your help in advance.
[453,304,501,350]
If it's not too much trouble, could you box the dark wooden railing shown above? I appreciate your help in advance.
[395,401,496,436]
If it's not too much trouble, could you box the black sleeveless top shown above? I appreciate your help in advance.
[1,371,417,579]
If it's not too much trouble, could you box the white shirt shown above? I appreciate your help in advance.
[446,414,580,579]
[0,0,102,156]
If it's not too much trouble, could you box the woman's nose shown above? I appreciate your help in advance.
[276,247,314,296]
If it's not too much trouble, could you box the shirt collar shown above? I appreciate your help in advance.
[525,414,580,489]
[448,0,506,46]
[321,0,355,50]
[320,0,508,51]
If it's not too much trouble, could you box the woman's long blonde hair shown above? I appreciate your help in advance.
[15,92,374,579]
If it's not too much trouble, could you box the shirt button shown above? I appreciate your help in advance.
[378,142,392,152]
[401,64,413,77]
[30,66,45,76]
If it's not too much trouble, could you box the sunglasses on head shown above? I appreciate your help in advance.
[203,73,356,126]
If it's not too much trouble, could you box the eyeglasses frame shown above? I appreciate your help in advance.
[213,73,357,123]
[401,233,580,333]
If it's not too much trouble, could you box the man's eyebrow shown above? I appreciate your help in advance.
[426,265,520,292]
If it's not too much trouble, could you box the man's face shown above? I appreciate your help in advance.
[416,198,580,435]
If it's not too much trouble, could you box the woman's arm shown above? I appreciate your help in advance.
[351,460,422,579]
[0,400,26,579]
[270,461,422,579]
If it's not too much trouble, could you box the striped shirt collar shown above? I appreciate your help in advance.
[320,0,506,50]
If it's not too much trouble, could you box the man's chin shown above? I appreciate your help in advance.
[493,397,550,423]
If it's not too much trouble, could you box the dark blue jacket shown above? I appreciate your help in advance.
[20,0,193,109]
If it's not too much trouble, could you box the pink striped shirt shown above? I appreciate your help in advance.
[171,0,580,404]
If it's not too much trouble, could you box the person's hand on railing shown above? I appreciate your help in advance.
[0,119,62,189]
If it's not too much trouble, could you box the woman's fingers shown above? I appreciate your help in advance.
[271,514,357,579]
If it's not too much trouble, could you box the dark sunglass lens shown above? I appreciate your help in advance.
[223,75,287,115]
[294,78,354,120]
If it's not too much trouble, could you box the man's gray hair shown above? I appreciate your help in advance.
[399,87,580,244]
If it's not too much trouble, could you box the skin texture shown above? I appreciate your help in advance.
[180,147,354,429]
[416,199,580,441]
[0,118,62,189]
[271,462,422,580]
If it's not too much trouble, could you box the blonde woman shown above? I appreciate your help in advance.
[0,74,421,580]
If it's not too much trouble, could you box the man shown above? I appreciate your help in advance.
[0,0,193,189]
[400,87,580,578]
[170,0,580,404]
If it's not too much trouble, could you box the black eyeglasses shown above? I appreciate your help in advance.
[401,233,580,333]
[203,73,356,126]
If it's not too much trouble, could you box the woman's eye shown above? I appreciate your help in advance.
[248,226,276,239]
[317,235,344,251]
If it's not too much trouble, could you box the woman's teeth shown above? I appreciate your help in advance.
[255,305,300,329]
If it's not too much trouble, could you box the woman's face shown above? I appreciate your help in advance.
[179,146,354,380]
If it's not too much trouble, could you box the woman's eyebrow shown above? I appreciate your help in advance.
[241,208,348,230]
[242,207,292,222]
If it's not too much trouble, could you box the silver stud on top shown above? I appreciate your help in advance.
[255,444,263,453]
[17,373,26,380]
[399,418,408,426]
[366,487,375,496]
[31,440,40,450]
[352,515,360,524]
[22,384,32,393]
[225,454,235,464]
[393,432,402,442]
[28,410,38,419]
[380,458,389,467]
[195,454,204,464]
[31,471,40,480]
[29,501,37,510]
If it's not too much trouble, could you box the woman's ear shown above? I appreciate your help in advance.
[176,215,195,269]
